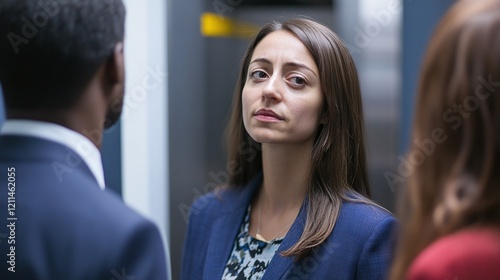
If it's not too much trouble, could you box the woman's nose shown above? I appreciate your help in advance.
[262,75,283,102]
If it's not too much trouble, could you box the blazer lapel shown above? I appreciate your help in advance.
[202,175,262,279]
[203,205,248,279]
[262,199,308,280]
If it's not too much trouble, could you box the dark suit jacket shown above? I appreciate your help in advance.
[181,174,397,280]
[0,135,168,280]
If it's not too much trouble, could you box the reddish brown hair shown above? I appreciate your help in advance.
[390,0,500,278]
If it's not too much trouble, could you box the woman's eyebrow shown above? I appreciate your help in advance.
[249,58,317,77]
[249,57,272,65]
[283,62,317,77]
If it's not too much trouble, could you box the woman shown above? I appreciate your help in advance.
[390,0,500,279]
[182,18,396,280]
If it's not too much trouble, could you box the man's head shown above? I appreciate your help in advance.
[0,0,126,127]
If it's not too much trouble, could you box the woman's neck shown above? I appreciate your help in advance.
[258,142,312,213]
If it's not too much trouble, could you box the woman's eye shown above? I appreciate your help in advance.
[290,76,306,85]
[251,71,268,79]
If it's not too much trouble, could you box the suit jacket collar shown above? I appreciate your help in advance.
[204,172,307,280]
[1,120,105,189]
[0,135,99,189]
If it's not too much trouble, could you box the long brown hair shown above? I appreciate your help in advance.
[390,0,500,278]
[225,17,371,259]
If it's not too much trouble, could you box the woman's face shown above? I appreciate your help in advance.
[242,30,324,146]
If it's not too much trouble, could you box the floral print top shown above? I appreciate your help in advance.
[221,206,283,280]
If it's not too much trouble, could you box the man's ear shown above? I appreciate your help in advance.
[105,42,125,93]
[102,42,125,129]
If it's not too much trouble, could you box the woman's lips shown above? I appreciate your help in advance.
[254,109,283,122]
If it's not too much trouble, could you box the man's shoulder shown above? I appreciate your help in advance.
[0,135,92,180]
[53,179,157,236]
[83,188,155,230]
[0,153,155,238]
[0,135,69,157]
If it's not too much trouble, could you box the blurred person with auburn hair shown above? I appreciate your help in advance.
[181,17,397,280]
[390,0,500,279]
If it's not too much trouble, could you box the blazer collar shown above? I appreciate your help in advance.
[203,172,308,280]
[263,199,307,280]
[203,174,262,278]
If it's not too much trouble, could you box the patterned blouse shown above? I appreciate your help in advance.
[222,206,283,280]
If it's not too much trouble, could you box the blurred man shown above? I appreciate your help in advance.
[0,0,169,279]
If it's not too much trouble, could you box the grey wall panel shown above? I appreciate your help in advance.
[358,0,401,212]
[168,1,209,279]
[400,0,455,152]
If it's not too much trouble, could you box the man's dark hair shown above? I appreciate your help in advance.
[0,0,126,110]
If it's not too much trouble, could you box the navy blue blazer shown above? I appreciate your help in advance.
[181,174,397,280]
[0,135,168,280]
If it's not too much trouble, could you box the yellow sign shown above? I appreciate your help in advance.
[200,12,259,39]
